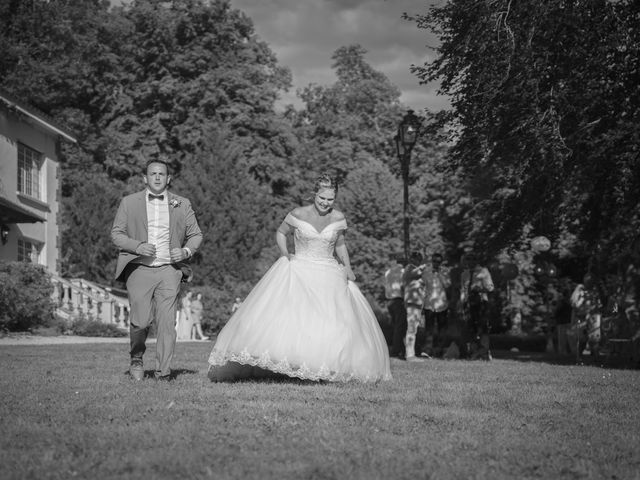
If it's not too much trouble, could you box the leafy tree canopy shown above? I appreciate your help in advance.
[407,0,640,276]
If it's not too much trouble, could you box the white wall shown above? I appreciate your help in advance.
[0,106,61,274]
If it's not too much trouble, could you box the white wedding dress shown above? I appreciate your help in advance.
[208,213,392,382]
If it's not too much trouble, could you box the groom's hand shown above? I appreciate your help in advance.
[136,243,156,256]
[170,247,187,262]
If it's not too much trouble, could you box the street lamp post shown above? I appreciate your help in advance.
[394,109,421,261]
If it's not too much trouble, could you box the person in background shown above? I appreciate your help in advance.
[554,288,573,355]
[422,253,451,357]
[570,273,602,360]
[622,250,640,341]
[460,253,494,360]
[176,291,194,340]
[384,253,406,359]
[231,297,243,314]
[190,292,208,341]
[403,250,426,362]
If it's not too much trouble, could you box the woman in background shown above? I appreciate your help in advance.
[176,291,193,340]
[190,293,208,341]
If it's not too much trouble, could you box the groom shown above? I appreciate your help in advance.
[111,159,202,381]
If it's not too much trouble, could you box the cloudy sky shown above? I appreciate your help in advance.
[230,0,447,113]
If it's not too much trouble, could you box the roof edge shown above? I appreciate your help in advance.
[0,89,77,144]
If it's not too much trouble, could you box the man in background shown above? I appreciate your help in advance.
[460,253,494,360]
[422,253,451,357]
[384,253,406,358]
[403,251,426,362]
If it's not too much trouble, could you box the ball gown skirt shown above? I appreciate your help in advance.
[208,256,392,382]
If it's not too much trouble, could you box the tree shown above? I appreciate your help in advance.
[340,159,403,302]
[59,168,123,283]
[296,45,404,179]
[1,0,297,285]
[172,130,279,287]
[406,0,640,272]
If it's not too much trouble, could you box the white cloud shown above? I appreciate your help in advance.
[231,0,448,111]
[110,0,449,111]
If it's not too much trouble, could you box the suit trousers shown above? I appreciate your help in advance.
[424,309,449,353]
[466,300,490,358]
[126,264,182,376]
[388,297,407,357]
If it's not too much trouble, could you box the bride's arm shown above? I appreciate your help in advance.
[276,221,292,258]
[335,232,356,281]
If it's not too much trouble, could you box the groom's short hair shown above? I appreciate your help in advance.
[144,158,170,174]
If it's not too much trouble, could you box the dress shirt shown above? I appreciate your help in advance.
[403,264,426,307]
[423,266,451,312]
[384,264,404,300]
[460,267,494,302]
[138,189,171,266]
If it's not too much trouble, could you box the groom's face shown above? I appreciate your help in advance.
[144,162,170,194]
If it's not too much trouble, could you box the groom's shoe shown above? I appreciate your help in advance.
[129,364,144,381]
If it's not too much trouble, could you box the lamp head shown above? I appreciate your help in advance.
[398,109,421,149]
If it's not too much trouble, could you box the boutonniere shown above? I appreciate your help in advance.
[170,198,181,208]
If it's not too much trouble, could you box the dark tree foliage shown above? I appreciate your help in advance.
[0,1,459,319]
[59,168,123,283]
[297,45,404,181]
[407,0,640,274]
[171,130,280,286]
[0,0,296,295]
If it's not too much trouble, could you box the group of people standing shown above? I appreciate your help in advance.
[385,251,495,362]
[556,260,640,362]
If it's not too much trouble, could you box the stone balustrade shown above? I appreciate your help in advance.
[50,276,129,328]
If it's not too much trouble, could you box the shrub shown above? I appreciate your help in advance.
[33,314,70,336]
[0,261,55,332]
[70,317,127,337]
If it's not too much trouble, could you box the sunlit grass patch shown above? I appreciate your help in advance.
[1,343,638,479]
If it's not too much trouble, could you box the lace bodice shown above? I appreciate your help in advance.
[284,213,347,262]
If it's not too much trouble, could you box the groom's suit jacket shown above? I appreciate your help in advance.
[111,189,203,283]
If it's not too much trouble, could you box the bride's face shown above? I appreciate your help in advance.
[314,187,336,214]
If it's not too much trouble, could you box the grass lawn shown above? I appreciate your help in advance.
[0,342,638,480]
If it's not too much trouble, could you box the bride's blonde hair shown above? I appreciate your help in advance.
[313,172,338,195]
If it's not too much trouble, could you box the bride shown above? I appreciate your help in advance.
[208,173,391,382]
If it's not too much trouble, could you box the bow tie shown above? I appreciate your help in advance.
[148,193,164,201]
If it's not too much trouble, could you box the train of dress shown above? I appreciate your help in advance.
[208,256,392,382]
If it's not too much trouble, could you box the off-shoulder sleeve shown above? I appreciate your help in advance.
[283,212,298,227]
[334,218,348,231]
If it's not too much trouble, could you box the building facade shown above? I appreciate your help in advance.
[0,91,77,275]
